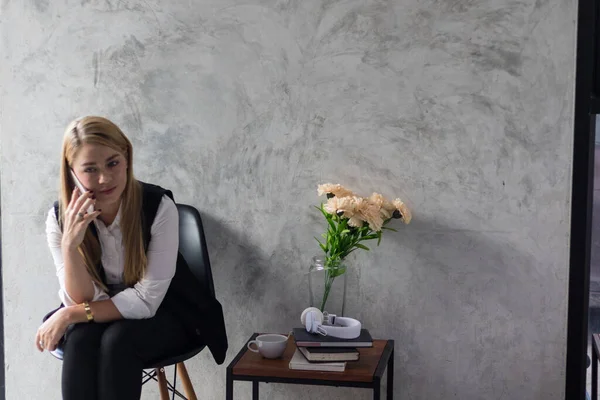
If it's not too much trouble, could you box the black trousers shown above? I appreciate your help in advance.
[61,307,190,400]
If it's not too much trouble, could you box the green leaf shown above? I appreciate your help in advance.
[314,237,327,251]
[361,233,378,239]
[355,243,370,251]
[317,204,336,226]
[326,218,336,232]
[377,231,382,246]
[359,237,378,242]
[314,205,327,217]
[382,226,398,232]
[339,217,348,231]
[360,234,379,241]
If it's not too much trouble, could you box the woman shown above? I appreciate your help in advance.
[35,116,207,399]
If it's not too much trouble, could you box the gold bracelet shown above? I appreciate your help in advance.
[83,301,94,322]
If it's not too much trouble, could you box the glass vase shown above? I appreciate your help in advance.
[308,255,348,316]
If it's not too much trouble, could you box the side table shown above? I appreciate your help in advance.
[226,333,394,399]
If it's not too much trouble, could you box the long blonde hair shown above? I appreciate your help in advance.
[59,116,146,290]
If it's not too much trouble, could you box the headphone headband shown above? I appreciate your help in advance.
[300,308,361,339]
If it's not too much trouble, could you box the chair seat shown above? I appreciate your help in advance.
[50,344,206,369]
[146,345,205,369]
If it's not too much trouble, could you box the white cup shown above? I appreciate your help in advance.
[247,334,288,359]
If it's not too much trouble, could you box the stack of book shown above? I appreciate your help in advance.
[289,327,373,372]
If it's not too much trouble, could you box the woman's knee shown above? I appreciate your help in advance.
[99,321,136,358]
[62,323,105,359]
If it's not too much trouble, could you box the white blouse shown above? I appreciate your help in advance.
[45,195,179,319]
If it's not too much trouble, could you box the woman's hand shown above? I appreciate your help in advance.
[61,188,102,249]
[35,308,72,352]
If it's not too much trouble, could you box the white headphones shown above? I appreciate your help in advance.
[300,307,361,339]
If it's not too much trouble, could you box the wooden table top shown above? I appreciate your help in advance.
[230,333,391,383]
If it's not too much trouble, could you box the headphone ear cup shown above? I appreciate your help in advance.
[301,307,323,326]
[306,312,315,333]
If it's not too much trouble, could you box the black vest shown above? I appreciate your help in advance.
[49,182,228,365]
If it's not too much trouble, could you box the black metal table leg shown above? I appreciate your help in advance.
[373,377,381,400]
[252,381,259,399]
[387,347,394,399]
[226,369,233,400]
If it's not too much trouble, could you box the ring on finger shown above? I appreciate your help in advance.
[77,212,85,219]
[39,340,44,347]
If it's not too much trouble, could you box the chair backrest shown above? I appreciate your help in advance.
[176,203,215,297]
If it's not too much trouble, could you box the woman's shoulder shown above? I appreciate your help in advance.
[45,203,60,231]
[139,180,174,202]
[138,181,177,226]
[150,192,178,233]
[139,180,167,192]
[46,201,60,220]
[157,194,177,213]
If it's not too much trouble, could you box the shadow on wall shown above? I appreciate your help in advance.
[196,210,267,296]
[195,211,307,353]
[351,215,549,398]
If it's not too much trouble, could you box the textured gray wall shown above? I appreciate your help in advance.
[0,0,575,399]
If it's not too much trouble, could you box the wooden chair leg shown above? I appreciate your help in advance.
[156,368,170,400]
[177,362,198,400]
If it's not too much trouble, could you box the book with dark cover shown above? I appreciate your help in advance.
[289,349,346,372]
[297,346,360,362]
[292,328,373,347]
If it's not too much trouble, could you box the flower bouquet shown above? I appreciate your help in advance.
[312,183,412,312]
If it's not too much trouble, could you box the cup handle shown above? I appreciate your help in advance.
[247,340,260,353]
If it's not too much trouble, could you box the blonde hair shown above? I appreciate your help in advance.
[59,116,146,290]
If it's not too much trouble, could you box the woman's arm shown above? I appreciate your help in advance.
[36,298,123,351]
[45,194,107,305]
[60,246,95,303]
[60,190,102,302]
[62,299,123,324]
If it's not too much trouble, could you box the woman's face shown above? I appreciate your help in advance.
[70,143,128,207]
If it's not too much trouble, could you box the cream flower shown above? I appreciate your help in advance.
[317,183,354,198]
[370,192,395,220]
[347,215,364,228]
[382,199,396,213]
[342,196,366,227]
[324,196,359,217]
[356,198,384,231]
[336,196,359,217]
[393,198,412,224]
[368,192,385,207]
[351,196,367,215]
[363,206,384,231]
[324,197,341,215]
[379,208,393,220]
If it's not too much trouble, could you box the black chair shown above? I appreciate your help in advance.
[49,203,214,400]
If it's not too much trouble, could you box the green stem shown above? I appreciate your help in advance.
[320,271,334,311]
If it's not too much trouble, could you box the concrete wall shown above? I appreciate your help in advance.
[0,0,575,399]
